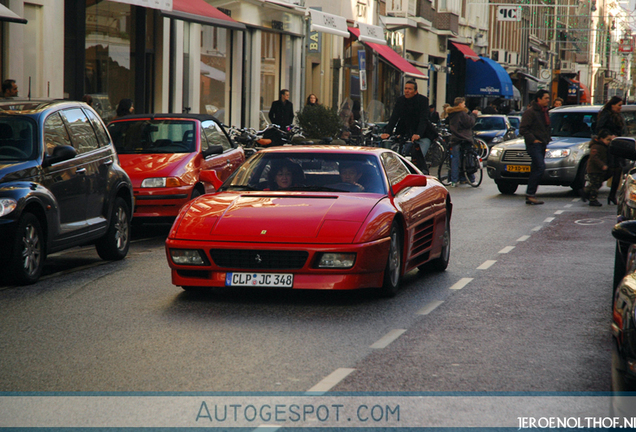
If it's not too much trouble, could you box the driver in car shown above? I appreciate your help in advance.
[339,162,364,191]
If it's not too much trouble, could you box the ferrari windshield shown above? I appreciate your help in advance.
[109,120,196,154]
[0,117,38,161]
[221,152,387,194]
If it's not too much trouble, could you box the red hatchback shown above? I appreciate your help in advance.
[108,114,244,222]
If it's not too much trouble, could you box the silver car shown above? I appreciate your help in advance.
[487,105,636,195]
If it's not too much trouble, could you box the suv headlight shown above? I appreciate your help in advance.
[0,198,17,217]
[141,177,182,188]
[545,149,571,159]
[489,147,502,158]
[491,136,503,144]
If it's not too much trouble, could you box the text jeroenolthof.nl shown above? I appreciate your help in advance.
[518,417,636,429]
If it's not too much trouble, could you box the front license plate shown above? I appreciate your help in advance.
[506,165,531,172]
[225,272,294,288]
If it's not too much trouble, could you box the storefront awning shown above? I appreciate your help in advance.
[308,9,349,38]
[349,27,426,79]
[355,22,386,45]
[163,0,246,31]
[0,4,27,24]
[450,42,479,62]
[465,56,514,98]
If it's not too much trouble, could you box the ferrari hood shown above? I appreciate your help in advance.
[174,192,382,243]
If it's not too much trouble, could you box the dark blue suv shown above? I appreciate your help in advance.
[0,100,133,285]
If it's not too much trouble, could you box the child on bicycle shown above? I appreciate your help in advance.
[445,97,480,187]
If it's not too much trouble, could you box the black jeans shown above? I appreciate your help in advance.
[525,142,546,196]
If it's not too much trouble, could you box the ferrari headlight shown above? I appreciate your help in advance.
[141,177,181,188]
[545,149,571,159]
[317,253,356,268]
[0,198,17,217]
[170,249,208,265]
[491,136,503,144]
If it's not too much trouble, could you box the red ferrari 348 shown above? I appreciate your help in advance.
[165,146,452,296]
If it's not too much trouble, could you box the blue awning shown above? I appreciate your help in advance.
[465,56,514,99]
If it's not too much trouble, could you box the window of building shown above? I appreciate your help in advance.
[200,25,228,120]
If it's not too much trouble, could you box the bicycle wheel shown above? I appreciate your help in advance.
[437,153,452,186]
[463,152,483,187]
[425,140,446,169]
[473,138,489,159]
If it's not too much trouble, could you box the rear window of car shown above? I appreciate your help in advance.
[109,120,196,154]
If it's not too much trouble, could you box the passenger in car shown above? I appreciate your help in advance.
[267,159,304,190]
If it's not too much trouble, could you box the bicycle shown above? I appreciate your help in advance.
[437,140,483,187]
[387,135,445,174]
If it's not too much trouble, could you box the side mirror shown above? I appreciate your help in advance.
[202,145,223,158]
[199,170,224,191]
[392,174,427,195]
[613,221,636,244]
[609,137,636,160]
[43,145,77,167]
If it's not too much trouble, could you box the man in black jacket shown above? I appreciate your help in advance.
[381,80,433,174]
[268,89,294,129]
[519,89,551,205]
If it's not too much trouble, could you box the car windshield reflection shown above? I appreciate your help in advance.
[550,112,595,138]
[221,152,387,194]
[109,120,196,154]
[0,118,38,161]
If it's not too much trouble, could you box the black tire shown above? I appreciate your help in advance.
[429,213,450,271]
[496,180,518,195]
[463,153,483,187]
[9,213,45,285]
[425,140,446,169]
[570,158,588,191]
[380,222,403,297]
[96,197,131,261]
[437,153,452,186]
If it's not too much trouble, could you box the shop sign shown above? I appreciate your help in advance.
[619,38,633,53]
[497,6,522,21]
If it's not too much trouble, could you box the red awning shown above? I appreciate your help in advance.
[164,0,245,30]
[569,78,591,104]
[451,42,480,62]
[349,27,427,79]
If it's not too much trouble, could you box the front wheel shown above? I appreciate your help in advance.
[425,140,446,169]
[496,180,518,195]
[473,138,489,159]
[437,153,452,186]
[380,222,403,297]
[463,153,483,187]
[8,213,45,285]
[429,213,450,271]
[96,197,131,261]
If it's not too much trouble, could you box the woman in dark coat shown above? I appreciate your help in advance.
[596,96,627,204]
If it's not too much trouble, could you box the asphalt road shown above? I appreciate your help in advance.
[0,178,616,394]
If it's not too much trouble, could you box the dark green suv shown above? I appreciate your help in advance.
[0,100,134,285]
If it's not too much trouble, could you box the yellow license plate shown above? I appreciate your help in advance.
[506,165,531,172]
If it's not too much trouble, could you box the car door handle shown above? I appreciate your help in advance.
[76,168,86,174]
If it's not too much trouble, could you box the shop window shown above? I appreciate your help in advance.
[261,31,280,117]
[200,26,228,120]
[85,1,134,123]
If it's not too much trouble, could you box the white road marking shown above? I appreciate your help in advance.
[499,246,515,254]
[572,198,581,202]
[531,226,542,232]
[370,329,407,349]
[517,235,530,242]
[564,204,573,208]
[555,210,564,214]
[477,260,496,270]
[449,278,473,290]
[544,217,555,223]
[417,300,444,315]
[306,368,355,393]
